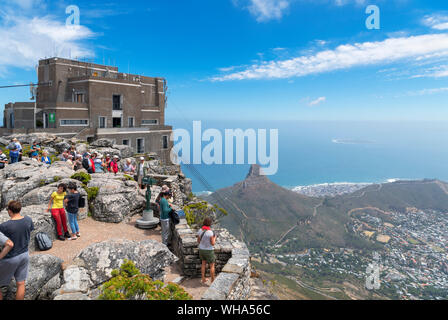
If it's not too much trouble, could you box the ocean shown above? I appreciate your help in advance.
[167,119,448,193]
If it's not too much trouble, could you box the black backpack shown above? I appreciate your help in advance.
[35,232,53,251]
[78,196,86,208]
[169,209,180,225]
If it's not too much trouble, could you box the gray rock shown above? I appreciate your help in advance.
[90,138,114,148]
[54,292,91,300]
[0,137,9,146]
[112,144,134,158]
[73,239,177,287]
[201,273,239,300]
[75,143,88,156]
[54,141,71,153]
[3,254,63,300]
[0,205,57,252]
[59,266,93,293]
[38,274,62,300]
[88,175,145,223]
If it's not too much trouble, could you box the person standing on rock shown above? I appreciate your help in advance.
[197,217,216,284]
[94,154,104,173]
[136,157,149,189]
[47,183,70,241]
[73,154,83,171]
[110,155,119,175]
[0,201,34,300]
[64,183,81,240]
[82,153,95,174]
[159,192,173,246]
[123,158,135,175]
[7,140,19,164]
[12,138,23,162]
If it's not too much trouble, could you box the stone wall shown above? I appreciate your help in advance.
[170,218,252,300]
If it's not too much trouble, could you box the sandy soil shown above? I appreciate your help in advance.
[30,215,209,299]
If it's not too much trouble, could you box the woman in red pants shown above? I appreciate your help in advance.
[46,183,70,241]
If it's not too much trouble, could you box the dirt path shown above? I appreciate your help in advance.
[31,215,209,300]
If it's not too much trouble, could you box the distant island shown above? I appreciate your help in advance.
[332,139,375,145]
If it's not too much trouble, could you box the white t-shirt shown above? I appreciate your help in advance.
[197,229,214,251]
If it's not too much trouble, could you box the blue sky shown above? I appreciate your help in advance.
[1,0,448,123]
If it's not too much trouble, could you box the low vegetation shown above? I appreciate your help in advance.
[99,260,192,300]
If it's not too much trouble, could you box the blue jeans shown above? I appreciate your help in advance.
[10,156,18,164]
[67,212,79,234]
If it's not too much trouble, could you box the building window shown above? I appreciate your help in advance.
[128,117,134,128]
[60,119,89,126]
[162,135,169,149]
[75,93,84,103]
[112,117,121,128]
[99,116,106,128]
[122,139,129,146]
[137,138,145,154]
[113,94,122,110]
[141,119,158,125]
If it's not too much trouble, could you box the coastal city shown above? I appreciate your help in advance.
[291,183,372,198]
[253,205,448,300]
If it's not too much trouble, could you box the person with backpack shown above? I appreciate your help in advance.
[64,183,81,240]
[47,183,70,241]
[0,201,34,300]
[197,217,217,284]
[82,153,95,174]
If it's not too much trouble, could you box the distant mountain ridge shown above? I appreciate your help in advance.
[204,165,448,251]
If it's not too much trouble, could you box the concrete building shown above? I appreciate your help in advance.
[1,57,173,163]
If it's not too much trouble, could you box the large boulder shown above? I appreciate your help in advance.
[54,141,71,153]
[72,239,177,287]
[3,254,63,300]
[88,174,145,223]
[90,138,114,148]
[112,144,134,158]
[75,143,88,156]
[0,161,75,208]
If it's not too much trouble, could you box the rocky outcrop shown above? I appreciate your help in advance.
[3,254,63,300]
[90,138,114,148]
[50,239,177,300]
[88,173,145,223]
[0,160,75,208]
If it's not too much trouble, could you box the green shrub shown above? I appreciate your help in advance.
[123,174,135,181]
[98,260,192,300]
[53,176,61,182]
[39,179,46,187]
[183,201,228,227]
[71,172,91,185]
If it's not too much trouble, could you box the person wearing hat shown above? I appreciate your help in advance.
[94,154,104,173]
[136,157,150,189]
[110,155,119,175]
[73,154,83,171]
[105,154,112,172]
[82,153,95,174]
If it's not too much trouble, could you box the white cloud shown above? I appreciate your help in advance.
[212,33,448,81]
[423,14,448,31]
[0,12,95,75]
[234,0,290,22]
[405,87,448,96]
[308,96,326,106]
